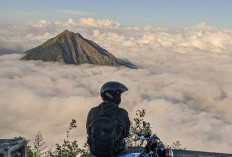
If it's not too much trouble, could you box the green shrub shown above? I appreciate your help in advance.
[24,109,185,156]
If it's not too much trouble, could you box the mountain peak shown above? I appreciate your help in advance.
[61,29,69,34]
[59,30,75,36]
[22,30,135,68]
[56,30,75,38]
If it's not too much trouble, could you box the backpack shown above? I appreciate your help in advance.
[89,107,119,157]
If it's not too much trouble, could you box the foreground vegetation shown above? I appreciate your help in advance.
[17,109,185,157]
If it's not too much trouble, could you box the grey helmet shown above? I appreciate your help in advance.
[100,81,128,105]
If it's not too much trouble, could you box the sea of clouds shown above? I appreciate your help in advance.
[1,18,232,153]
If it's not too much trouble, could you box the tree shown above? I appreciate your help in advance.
[32,131,47,157]
[48,140,80,157]
[166,141,186,150]
[125,109,186,150]
[48,119,87,157]
[125,109,153,147]
[66,119,77,140]
[79,142,89,157]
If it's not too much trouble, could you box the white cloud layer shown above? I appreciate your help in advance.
[1,18,232,154]
[79,18,121,28]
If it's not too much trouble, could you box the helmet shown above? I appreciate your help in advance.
[100,81,128,105]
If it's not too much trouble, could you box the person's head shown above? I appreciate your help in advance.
[100,81,128,105]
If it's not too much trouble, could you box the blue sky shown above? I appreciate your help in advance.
[0,0,232,28]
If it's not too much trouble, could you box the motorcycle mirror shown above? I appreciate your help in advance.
[143,121,146,127]
[140,135,145,145]
[143,121,150,127]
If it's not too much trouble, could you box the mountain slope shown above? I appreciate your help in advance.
[22,30,135,68]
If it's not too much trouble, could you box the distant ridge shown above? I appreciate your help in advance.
[21,30,135,68]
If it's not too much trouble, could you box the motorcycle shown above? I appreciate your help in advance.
[118,121,173,157]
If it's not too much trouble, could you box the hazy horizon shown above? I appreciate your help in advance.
[1,0,232,28]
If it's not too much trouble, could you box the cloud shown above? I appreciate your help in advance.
[78,18,121,29]
[1,18,232,54]
[1,19,232,154]
[26,19,52,28]
[65,18,76,25]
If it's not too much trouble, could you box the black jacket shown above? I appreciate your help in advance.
[86,102,130,154]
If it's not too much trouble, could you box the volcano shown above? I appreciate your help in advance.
[22,30,135,68]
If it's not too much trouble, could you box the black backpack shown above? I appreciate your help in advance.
[89,108,119,157]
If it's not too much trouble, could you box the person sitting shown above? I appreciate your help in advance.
[86,81,130,157]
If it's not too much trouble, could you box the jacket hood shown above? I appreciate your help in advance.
[99,101,119,117]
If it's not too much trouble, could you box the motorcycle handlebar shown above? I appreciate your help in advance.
[137,150,148,157]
